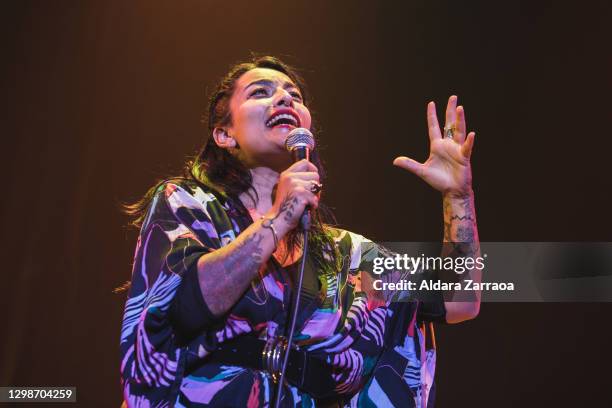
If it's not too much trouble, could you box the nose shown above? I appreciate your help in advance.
[273,88,294,108]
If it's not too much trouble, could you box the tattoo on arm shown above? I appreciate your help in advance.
[199,231,266,316]
[443,196,479,258]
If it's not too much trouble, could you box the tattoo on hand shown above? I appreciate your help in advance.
[279,194,298,223]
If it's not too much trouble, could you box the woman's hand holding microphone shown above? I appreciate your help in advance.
[264,159,321,237]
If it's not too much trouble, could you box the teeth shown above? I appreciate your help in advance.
[266,113,298,127]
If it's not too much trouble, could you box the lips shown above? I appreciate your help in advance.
[265,109,301,128]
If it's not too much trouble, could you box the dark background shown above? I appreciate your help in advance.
[1,0,611,406]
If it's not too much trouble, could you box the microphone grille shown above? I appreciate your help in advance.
[285,128,315,152]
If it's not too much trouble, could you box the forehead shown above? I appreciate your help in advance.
[235,67,297,90]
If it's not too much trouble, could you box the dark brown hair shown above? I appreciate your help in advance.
[125,55,339,272]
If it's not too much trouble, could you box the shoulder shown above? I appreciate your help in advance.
[153,178,224,214]
[139,178,227,231]
[324,226,370,246]
[324,226,376,269]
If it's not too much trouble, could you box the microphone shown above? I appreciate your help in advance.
[285,127,315,163]
[285,128,316,230]
[272,127,316,408]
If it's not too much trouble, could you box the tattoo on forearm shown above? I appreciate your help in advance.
[200,232,265,315]
[456,225,475,242]
[443,196,478,258]
[450,214,474,222]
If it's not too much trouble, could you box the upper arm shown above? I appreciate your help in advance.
[120,182,222,387]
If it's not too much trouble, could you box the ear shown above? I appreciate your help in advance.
[212,127,237,149]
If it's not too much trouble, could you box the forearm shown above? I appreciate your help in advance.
[441,190,481,322]
[196,217,279,317]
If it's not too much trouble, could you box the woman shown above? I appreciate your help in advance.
[120,55,480,407]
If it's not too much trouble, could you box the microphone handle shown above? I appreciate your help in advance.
[291,146,310,162]
[292,146,311,230]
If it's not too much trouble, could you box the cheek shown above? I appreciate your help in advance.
[300,109,312,130]
[233,104,264,132]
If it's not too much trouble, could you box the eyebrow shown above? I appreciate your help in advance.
[244,79,299,92]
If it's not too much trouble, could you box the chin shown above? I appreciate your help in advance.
[268,125,300,141]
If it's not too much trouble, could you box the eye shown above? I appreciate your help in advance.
[249,88,268,98]
[290,91,303,101]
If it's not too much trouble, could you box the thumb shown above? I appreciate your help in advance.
[393,156,424,177]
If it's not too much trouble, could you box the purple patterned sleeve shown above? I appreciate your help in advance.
[120,182,220,407]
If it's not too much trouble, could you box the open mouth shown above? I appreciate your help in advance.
[265,109,300,128]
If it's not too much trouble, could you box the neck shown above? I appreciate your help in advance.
[239,166,279,215]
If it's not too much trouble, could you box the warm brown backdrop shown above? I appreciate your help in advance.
[1,1,611,406]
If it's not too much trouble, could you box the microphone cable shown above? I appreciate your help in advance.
[272,226,309,408]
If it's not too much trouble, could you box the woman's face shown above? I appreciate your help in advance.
[219,67,312,171]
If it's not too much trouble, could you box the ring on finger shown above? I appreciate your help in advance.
[309,181,323,194]
[443,124,455,139]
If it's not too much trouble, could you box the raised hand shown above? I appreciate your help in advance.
[393,95,475,198]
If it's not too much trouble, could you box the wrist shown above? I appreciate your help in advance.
[260,215,279,251]
[443,188,474,202]
[262,210,291,238]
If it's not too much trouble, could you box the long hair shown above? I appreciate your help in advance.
[124,55,340,274]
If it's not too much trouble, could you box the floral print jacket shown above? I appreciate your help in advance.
[120,179,445,407]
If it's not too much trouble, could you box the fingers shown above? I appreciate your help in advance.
[427,102,442,141]
[445,96,471,145]
[454,105,467,144]
[298,178,322,198]
[286,159,318,173]
[461,132,476,158]
[282,159,319,182]
[445,95,458,132]
[277,175,320,203]
[393,156,424,178]
[286,171,320,182]
[292,183,320,208]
